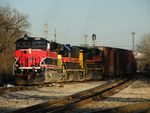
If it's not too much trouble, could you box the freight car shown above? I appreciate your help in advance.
[98,46,135,78]
[13,35,134,84]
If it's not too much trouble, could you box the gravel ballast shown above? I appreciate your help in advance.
[0,81,107,113]
[0,75,149,113]
[71,76,150,113]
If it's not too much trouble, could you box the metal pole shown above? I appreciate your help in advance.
[92,34,96,47]
[84,34,88,45]
[132,32,135,55]
[54,28,57,42]
[44,22,48,39]
[132,32,135,78]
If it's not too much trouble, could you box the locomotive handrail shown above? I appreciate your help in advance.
[12,57,20,75]
[18,67,41,69]
[40,57,46,67]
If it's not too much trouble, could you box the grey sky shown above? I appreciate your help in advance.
[1,0,150,49]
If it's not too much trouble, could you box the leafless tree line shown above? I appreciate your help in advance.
[0,4,30,84]
[137,33,150,71]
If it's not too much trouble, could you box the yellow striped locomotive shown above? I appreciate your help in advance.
[13,35,134,84]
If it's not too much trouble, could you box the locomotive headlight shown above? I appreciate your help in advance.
[28,48,32,54]
[21,69,23,72]
[35,69,37,72]
[58,55,62,59]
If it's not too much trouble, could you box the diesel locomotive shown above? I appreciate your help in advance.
[13,35,134,84]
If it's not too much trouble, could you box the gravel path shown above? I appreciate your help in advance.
[0,81,107,113]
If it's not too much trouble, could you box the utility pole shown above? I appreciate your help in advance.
[132,32,135,55]
[44,22,48,39]
[92,34,96,47]
[84,34,88,46]
[131,32,135,78]
[54,28,57,42]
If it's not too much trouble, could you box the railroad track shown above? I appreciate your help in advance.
[0,80,102,94]
[0,84,46,94]
[0,82,64,94]
[10,79,133,113]
[92,102,150,113]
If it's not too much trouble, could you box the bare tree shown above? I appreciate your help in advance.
[137,33,150,71]
[0,4,30,84]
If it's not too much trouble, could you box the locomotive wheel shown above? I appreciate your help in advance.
[63,71,69,82]
[86,71,93,80]
[57,73,65,82]
[44,69,62,83]
[68,72,74,81]
[78,72,85,81]
[83,70,90,80]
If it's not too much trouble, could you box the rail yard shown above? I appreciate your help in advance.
[0,74,149,113]
[0,34,149,113]
[0,1,150,113]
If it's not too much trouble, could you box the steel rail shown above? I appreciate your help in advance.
[0,84,49,94]
[92,102,150,113]
[10,79,132,113]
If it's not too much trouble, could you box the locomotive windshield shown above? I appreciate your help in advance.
[16,37,48,50]
[16,41,31,49]
[32,41,47,49]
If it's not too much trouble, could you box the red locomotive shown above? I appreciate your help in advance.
[13,35,134,84]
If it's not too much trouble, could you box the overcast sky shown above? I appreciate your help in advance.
[1,0,150,49]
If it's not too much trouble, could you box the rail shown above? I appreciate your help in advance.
[93,102,150,113]
[0,85,44,94]
[10,79,133,113]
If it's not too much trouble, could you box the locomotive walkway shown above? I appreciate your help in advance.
[10,79,132,113]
